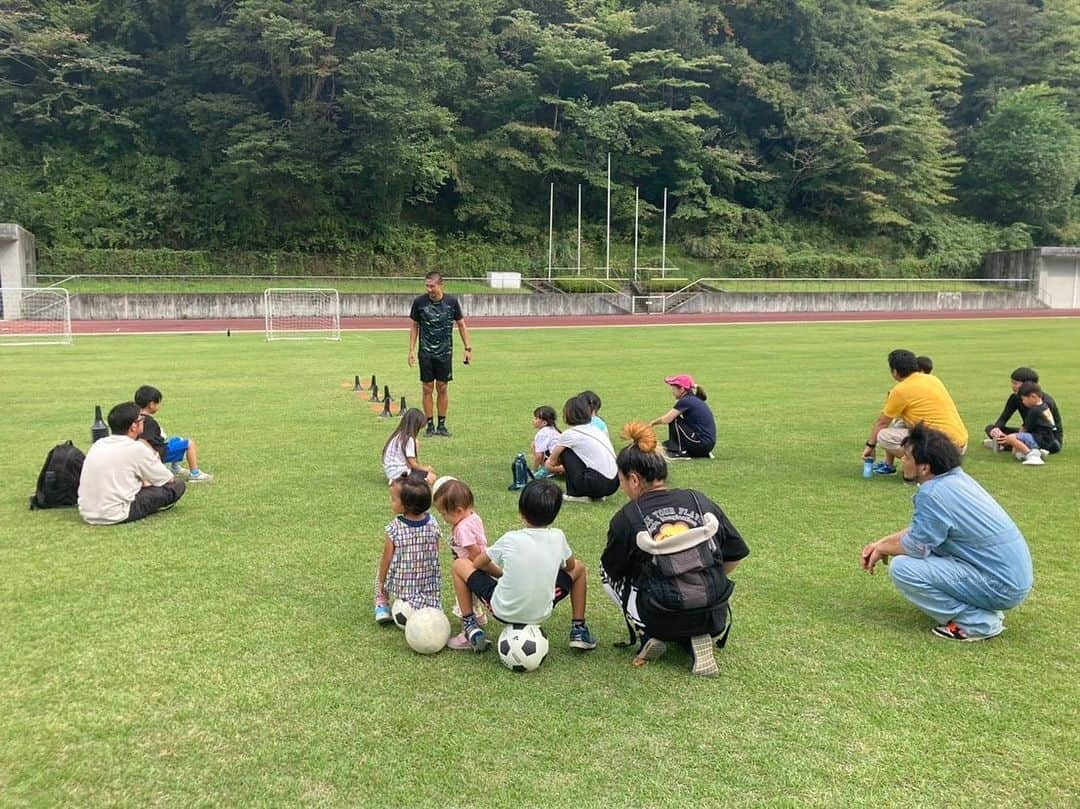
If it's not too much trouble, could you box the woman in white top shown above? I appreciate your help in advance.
[546,394,619,501]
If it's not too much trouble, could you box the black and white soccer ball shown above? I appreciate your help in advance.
[497,624,549,672]
[391,598,414,629]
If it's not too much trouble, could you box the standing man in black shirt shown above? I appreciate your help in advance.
[408,272,472,437]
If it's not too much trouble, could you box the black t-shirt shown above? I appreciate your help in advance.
[995,391,1064,438]
[1022,401,1061,450]
[409,294,463,357]
[673,394,716,445]
[601,488,749,598]
[140,414,167,459]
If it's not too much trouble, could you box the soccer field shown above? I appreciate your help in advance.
[2,318,1077,806]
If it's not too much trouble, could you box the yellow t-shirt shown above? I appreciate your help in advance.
[883,373,969,448]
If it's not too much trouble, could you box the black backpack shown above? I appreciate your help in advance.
[631,492,734,643]
[29,441,85,510]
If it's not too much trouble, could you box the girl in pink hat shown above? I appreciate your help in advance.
[648,374,716,459]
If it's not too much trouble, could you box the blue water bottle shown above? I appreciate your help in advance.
[863,457,874,479]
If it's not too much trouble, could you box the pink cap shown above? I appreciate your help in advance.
[664,374,695,390]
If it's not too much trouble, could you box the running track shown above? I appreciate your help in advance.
[71,309,1080,335]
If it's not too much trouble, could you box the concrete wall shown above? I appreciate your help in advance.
[0,224,38,319]
[68,289,1043,320]
[983,247,1080,308]
[982,249,1039,282]
[677,290,1044,313]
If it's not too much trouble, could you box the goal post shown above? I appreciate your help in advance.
[264,288,341,341]
[0,287,72,346]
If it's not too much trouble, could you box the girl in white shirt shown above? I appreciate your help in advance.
[531,405,562,477]
[381,408,435,484]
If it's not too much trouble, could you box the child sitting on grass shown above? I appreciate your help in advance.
[580,390,608,435]
[448,478,597,653]
[997,382,1062,466]
[374,472,442,624]
[382,408,436,485]
[134,385,213,482]
[531,405,562,478]
[431,477,489,644]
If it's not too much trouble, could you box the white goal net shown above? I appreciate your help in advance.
[0,287,73,346]
[264,288,341,341]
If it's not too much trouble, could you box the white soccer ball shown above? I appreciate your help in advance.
[391,598,414,630]
[498,624,549,672]
[404,607,451,654]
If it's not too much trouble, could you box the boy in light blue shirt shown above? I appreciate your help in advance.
[448,479,597,652]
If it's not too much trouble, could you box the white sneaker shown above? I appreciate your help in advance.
[1021,450,1045,466]
[563,493,592,503]
[170,463,190,478]
[188,470,214,482]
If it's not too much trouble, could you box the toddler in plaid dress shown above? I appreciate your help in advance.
[374,473,442,624]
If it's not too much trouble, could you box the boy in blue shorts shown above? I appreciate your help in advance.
[997,382,1062,466]
[448,478,596,652]
[134,385,213,482]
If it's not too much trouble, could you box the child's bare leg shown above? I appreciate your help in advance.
[185,438,200,470]
[452,558,478,616]
[1001,434,1027,454]
[568,561,588,622]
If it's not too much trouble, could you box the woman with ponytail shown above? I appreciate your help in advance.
[600,422,749,676]
[649,373,716,458]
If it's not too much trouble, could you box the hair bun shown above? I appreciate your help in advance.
[620,421,658,453]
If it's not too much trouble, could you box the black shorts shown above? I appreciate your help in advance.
[466,568,573,624]
[418,352,453,383]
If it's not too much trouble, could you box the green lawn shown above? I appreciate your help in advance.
[2,319,1077,806]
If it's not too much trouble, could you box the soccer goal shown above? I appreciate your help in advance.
[631,294,667,314]
[264,288,341,341]
[0,287,73,346]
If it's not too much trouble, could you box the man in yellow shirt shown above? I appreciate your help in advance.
[863,349,968,477]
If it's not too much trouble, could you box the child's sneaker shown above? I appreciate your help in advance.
[188,469,214,482]
[465,625,489,652]
[533,467,553,479]
[872,462,896,475]
[563,493,592,504]
[1021,449,1045,466]
[374,603,393,625]
[447,632,473,650]
[690,634,719,677]
[169,462,188,478]
[569,623,597,650]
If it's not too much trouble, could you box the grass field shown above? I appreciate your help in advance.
[2,318,1078,806]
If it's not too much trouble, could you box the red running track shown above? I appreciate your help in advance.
[71,309,1080,334]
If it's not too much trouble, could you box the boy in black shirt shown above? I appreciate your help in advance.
[134,385,214,482]
[998,382,1062,466]
[985,366,1064,452]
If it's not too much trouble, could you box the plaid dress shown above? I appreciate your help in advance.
[384,513,442,609]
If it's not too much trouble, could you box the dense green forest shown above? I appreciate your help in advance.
[1,0,1077,275]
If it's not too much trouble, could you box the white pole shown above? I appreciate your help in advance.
[576,184,582,275]
[661,188,668,278]
[605,153,611,280]
[633,187,639,283]
[547,183,554,282]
